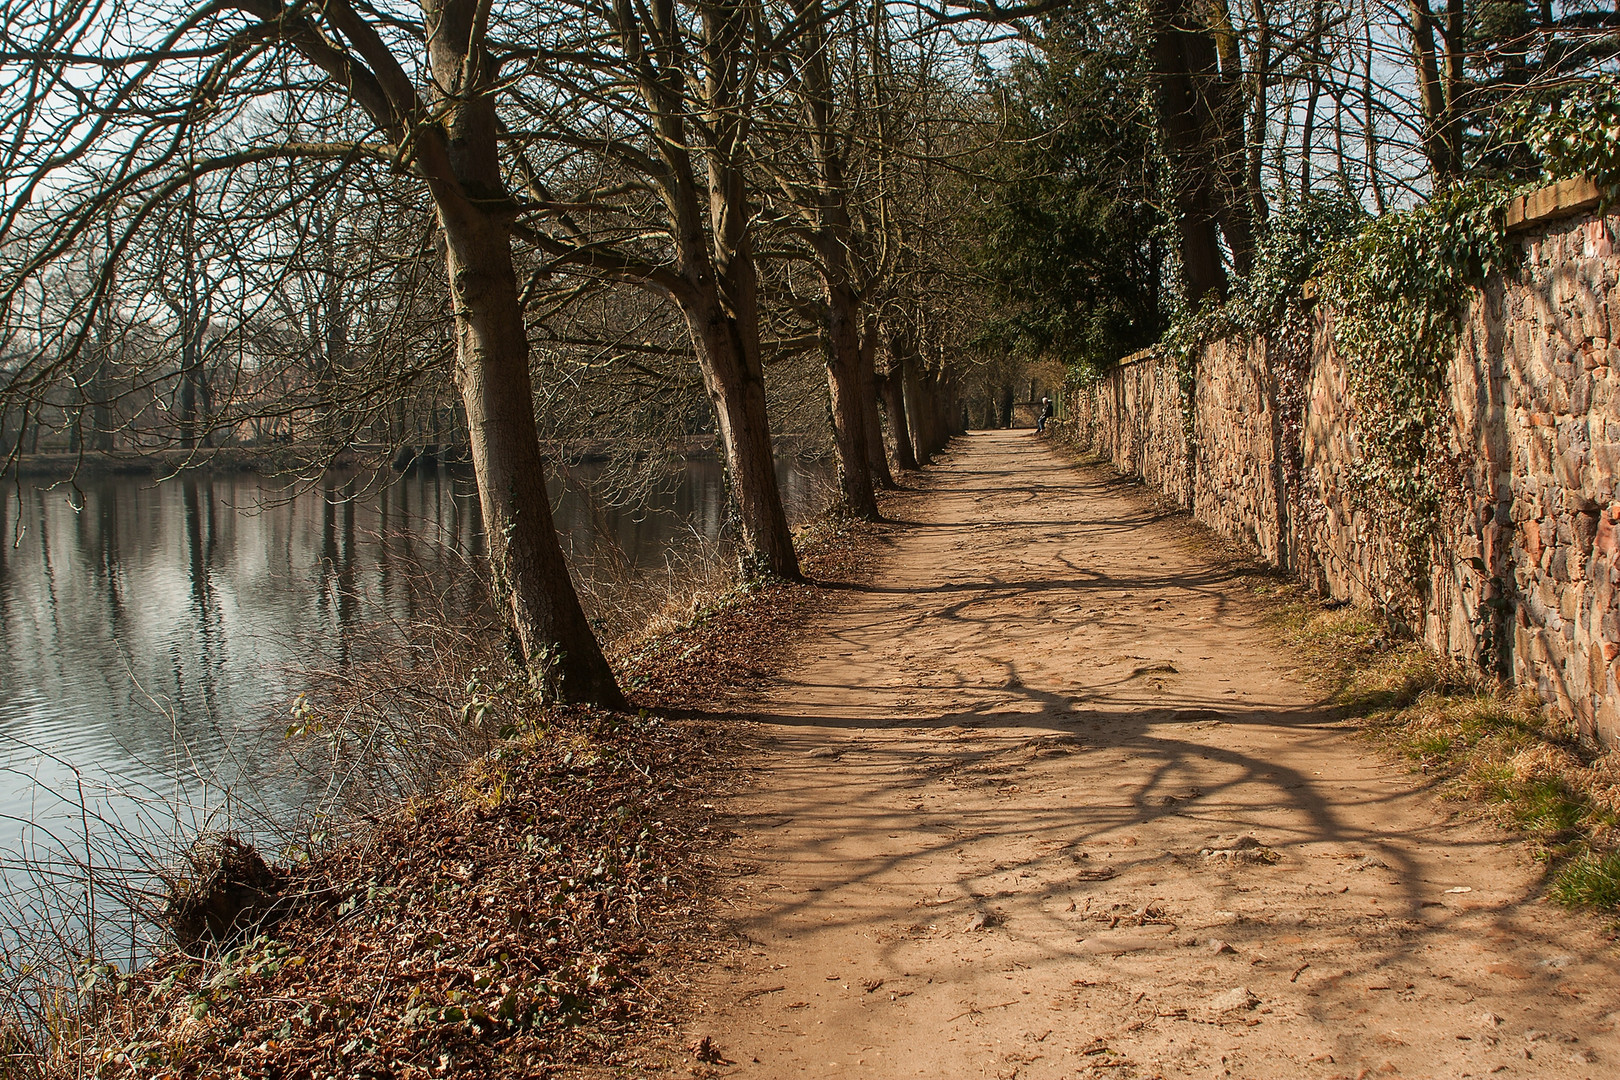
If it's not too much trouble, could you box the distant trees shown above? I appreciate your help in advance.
[968,11,1171,372]
[963,0,1620,366]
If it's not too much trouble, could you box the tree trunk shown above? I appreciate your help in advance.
[411,0,621,706]
[1409,0,1459,182]
[878,339,918,471]
[1149,0,1230,306]
[934,372,955,444]
[825,285,880,518]
[1440,0,1466,175]
[1208,0,1256,273]
[944,371,965,437]
[858,317,896,489]
[1363,21,1388,213]
[1299,0,1325,199]
[903,356,930,463]
[681,298,801,579]
[438,206,625,708]
[910,359,943,461]
[1245,0,1272,229]
[939,384,953,437]
[787,0,881,517]
[91,375,114,452]
[84,313,116,452]
[178,331,205,450]
[601,0,802,581]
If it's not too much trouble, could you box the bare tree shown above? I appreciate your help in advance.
[767,0,887,517]
[0,1,624,705]
[488,0,803,579]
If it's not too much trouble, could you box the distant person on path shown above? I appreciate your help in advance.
[1036,396,1053,434]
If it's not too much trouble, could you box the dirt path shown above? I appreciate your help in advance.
[681,429,1618,1080]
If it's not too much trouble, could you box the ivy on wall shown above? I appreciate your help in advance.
[1156,196,1369,498]
[1161,196,1366,361]
[1516,82,1620,204]
[1318,183,1513,575]
[1093,88,1614,598]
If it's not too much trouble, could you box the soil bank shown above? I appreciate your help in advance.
[679,429,1620,1079]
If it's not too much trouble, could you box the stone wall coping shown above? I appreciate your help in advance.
[1504,175,1604,232]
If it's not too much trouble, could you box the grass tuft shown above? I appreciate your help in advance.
[1550,851,1620,909]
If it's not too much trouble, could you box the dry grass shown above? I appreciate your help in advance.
[613,508,892,713]
[1265,589,1620,913]
[577,534,740,652]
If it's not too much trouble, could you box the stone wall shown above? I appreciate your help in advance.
[1192,337,1293,568]
[1067,350,1191,507]
[1058,180,1620,745]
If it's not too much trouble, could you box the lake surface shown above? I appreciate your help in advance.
[0,456,830,929]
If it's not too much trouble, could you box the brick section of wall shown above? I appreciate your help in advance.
[1056,194,1620,745]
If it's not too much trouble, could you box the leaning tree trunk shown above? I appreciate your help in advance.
[682,301,801,580]
[439,208,625,708]
[825,285,880,518]
[415,0,624,708]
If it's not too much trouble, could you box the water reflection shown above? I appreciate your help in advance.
[0,456,829,864]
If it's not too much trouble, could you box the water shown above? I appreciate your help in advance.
[0,456,830,918]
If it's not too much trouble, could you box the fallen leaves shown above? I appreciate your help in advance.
[80,708,731,1079]
[71,506,896,1080]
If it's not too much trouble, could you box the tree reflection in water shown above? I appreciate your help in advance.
[0,454,830,916]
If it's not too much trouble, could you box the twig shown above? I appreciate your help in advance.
[736,984,786,1002]
[946,998,1020,1022]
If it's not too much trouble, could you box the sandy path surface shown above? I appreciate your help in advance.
[682,429,1619,1079]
